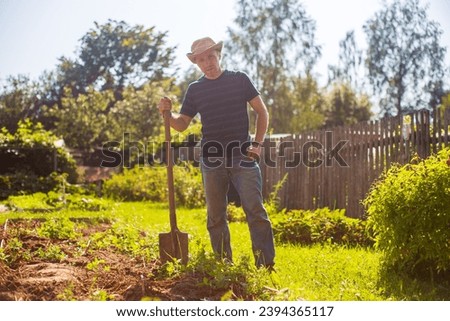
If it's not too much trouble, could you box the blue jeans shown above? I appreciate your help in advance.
[200,158,275,267]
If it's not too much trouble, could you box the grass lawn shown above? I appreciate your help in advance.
[0,202,447,301]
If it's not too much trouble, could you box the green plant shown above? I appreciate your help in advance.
[86,258,110,272]
[181,241,275,300]
[6,192,53,211]
[227,203,246,222]
[35,244,67,262]
[0,119,78,199]
[364,148,450,281]
[91,289,114,301]
[37,218,81,240]
[88,222,157,260]
[0,247,9,264]
[6,187,112,212]
[57,283,77,301]
[265,173,288,216]
[1,237,32,266]
[272,207,373,247]
[103,164,205,208]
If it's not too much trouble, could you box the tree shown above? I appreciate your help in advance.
[363,0,447,116]
[108,79,180,143]
[1,20,178,153]
[323,83,372,128]
[43,78,178,152]
[34,19,177,131]
[288,75,326,132]
[0,75,40,132]
[34,20,179,151]
[56,20,176,100]
[327,31,366,94]
[43,87,114,151]
[225,0,322,132]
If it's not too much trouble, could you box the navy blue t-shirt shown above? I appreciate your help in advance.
[180,70,260,160]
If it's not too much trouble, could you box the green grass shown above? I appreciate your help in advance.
[0,201,447,300]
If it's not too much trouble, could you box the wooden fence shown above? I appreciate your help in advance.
[259,107,450,218]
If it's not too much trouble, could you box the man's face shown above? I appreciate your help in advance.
[195,49,221,78]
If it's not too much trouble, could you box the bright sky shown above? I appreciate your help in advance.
[0,0,449,86]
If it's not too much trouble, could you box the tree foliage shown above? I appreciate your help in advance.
[323,83,372,128]
[54,20,176,100]
[0,119,78,199]
[327,31,366,94]
[288,75,326,132]
[43,79,177,151]
[0,75,40,132]
[1,20,178,153]
[363,0,447,116]
[225,0,322,132]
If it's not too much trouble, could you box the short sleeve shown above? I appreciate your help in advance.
[241,72,260,102]
[180,85,197,118]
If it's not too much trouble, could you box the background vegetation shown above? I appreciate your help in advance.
[1,0,448,151]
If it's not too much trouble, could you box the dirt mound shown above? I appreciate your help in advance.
[0,219,229,301]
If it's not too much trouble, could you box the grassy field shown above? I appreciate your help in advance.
[0,202,447,301]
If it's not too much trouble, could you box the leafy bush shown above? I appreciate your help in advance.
[0,171,61,200]
[103,163,204,208]
[0,119,78,199]
[364,148,450,280]
[272,208,373,247]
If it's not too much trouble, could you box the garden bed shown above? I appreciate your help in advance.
[0,219,233,301]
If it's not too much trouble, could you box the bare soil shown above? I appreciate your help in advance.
[0,219,233,301]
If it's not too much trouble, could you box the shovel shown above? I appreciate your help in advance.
[159,110,189,264]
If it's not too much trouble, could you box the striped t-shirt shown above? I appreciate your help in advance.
[180,70,260,160]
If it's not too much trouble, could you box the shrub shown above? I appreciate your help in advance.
[272,207,373,247]
[0,119,78,199]
[103,163,205,208]
[364,148,450,280]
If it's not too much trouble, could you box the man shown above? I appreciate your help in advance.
[157,37,275,268]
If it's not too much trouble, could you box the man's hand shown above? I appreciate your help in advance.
[157,96,172,117]
[247,143,262,161]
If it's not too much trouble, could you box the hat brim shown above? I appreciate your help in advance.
[186,41,223,63]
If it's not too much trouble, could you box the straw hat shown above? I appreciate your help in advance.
[186,37,223,63]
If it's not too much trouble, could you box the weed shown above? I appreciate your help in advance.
[86,258,110,272]
[57,282,76,301]
[90,289,114,301]
[0,248,9,264]
[35,244,67,262]
[37,218,81,240]
[88,222,157,260]
[2,237,31,266]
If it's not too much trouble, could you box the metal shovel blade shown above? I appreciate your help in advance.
[159,230,189,265]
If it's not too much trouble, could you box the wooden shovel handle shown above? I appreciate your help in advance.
[163,110,178,232]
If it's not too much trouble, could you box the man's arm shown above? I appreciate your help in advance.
[247,95,269,158]
[249,95,269,144]
[157,97,193,132]
[168,113,193,132]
